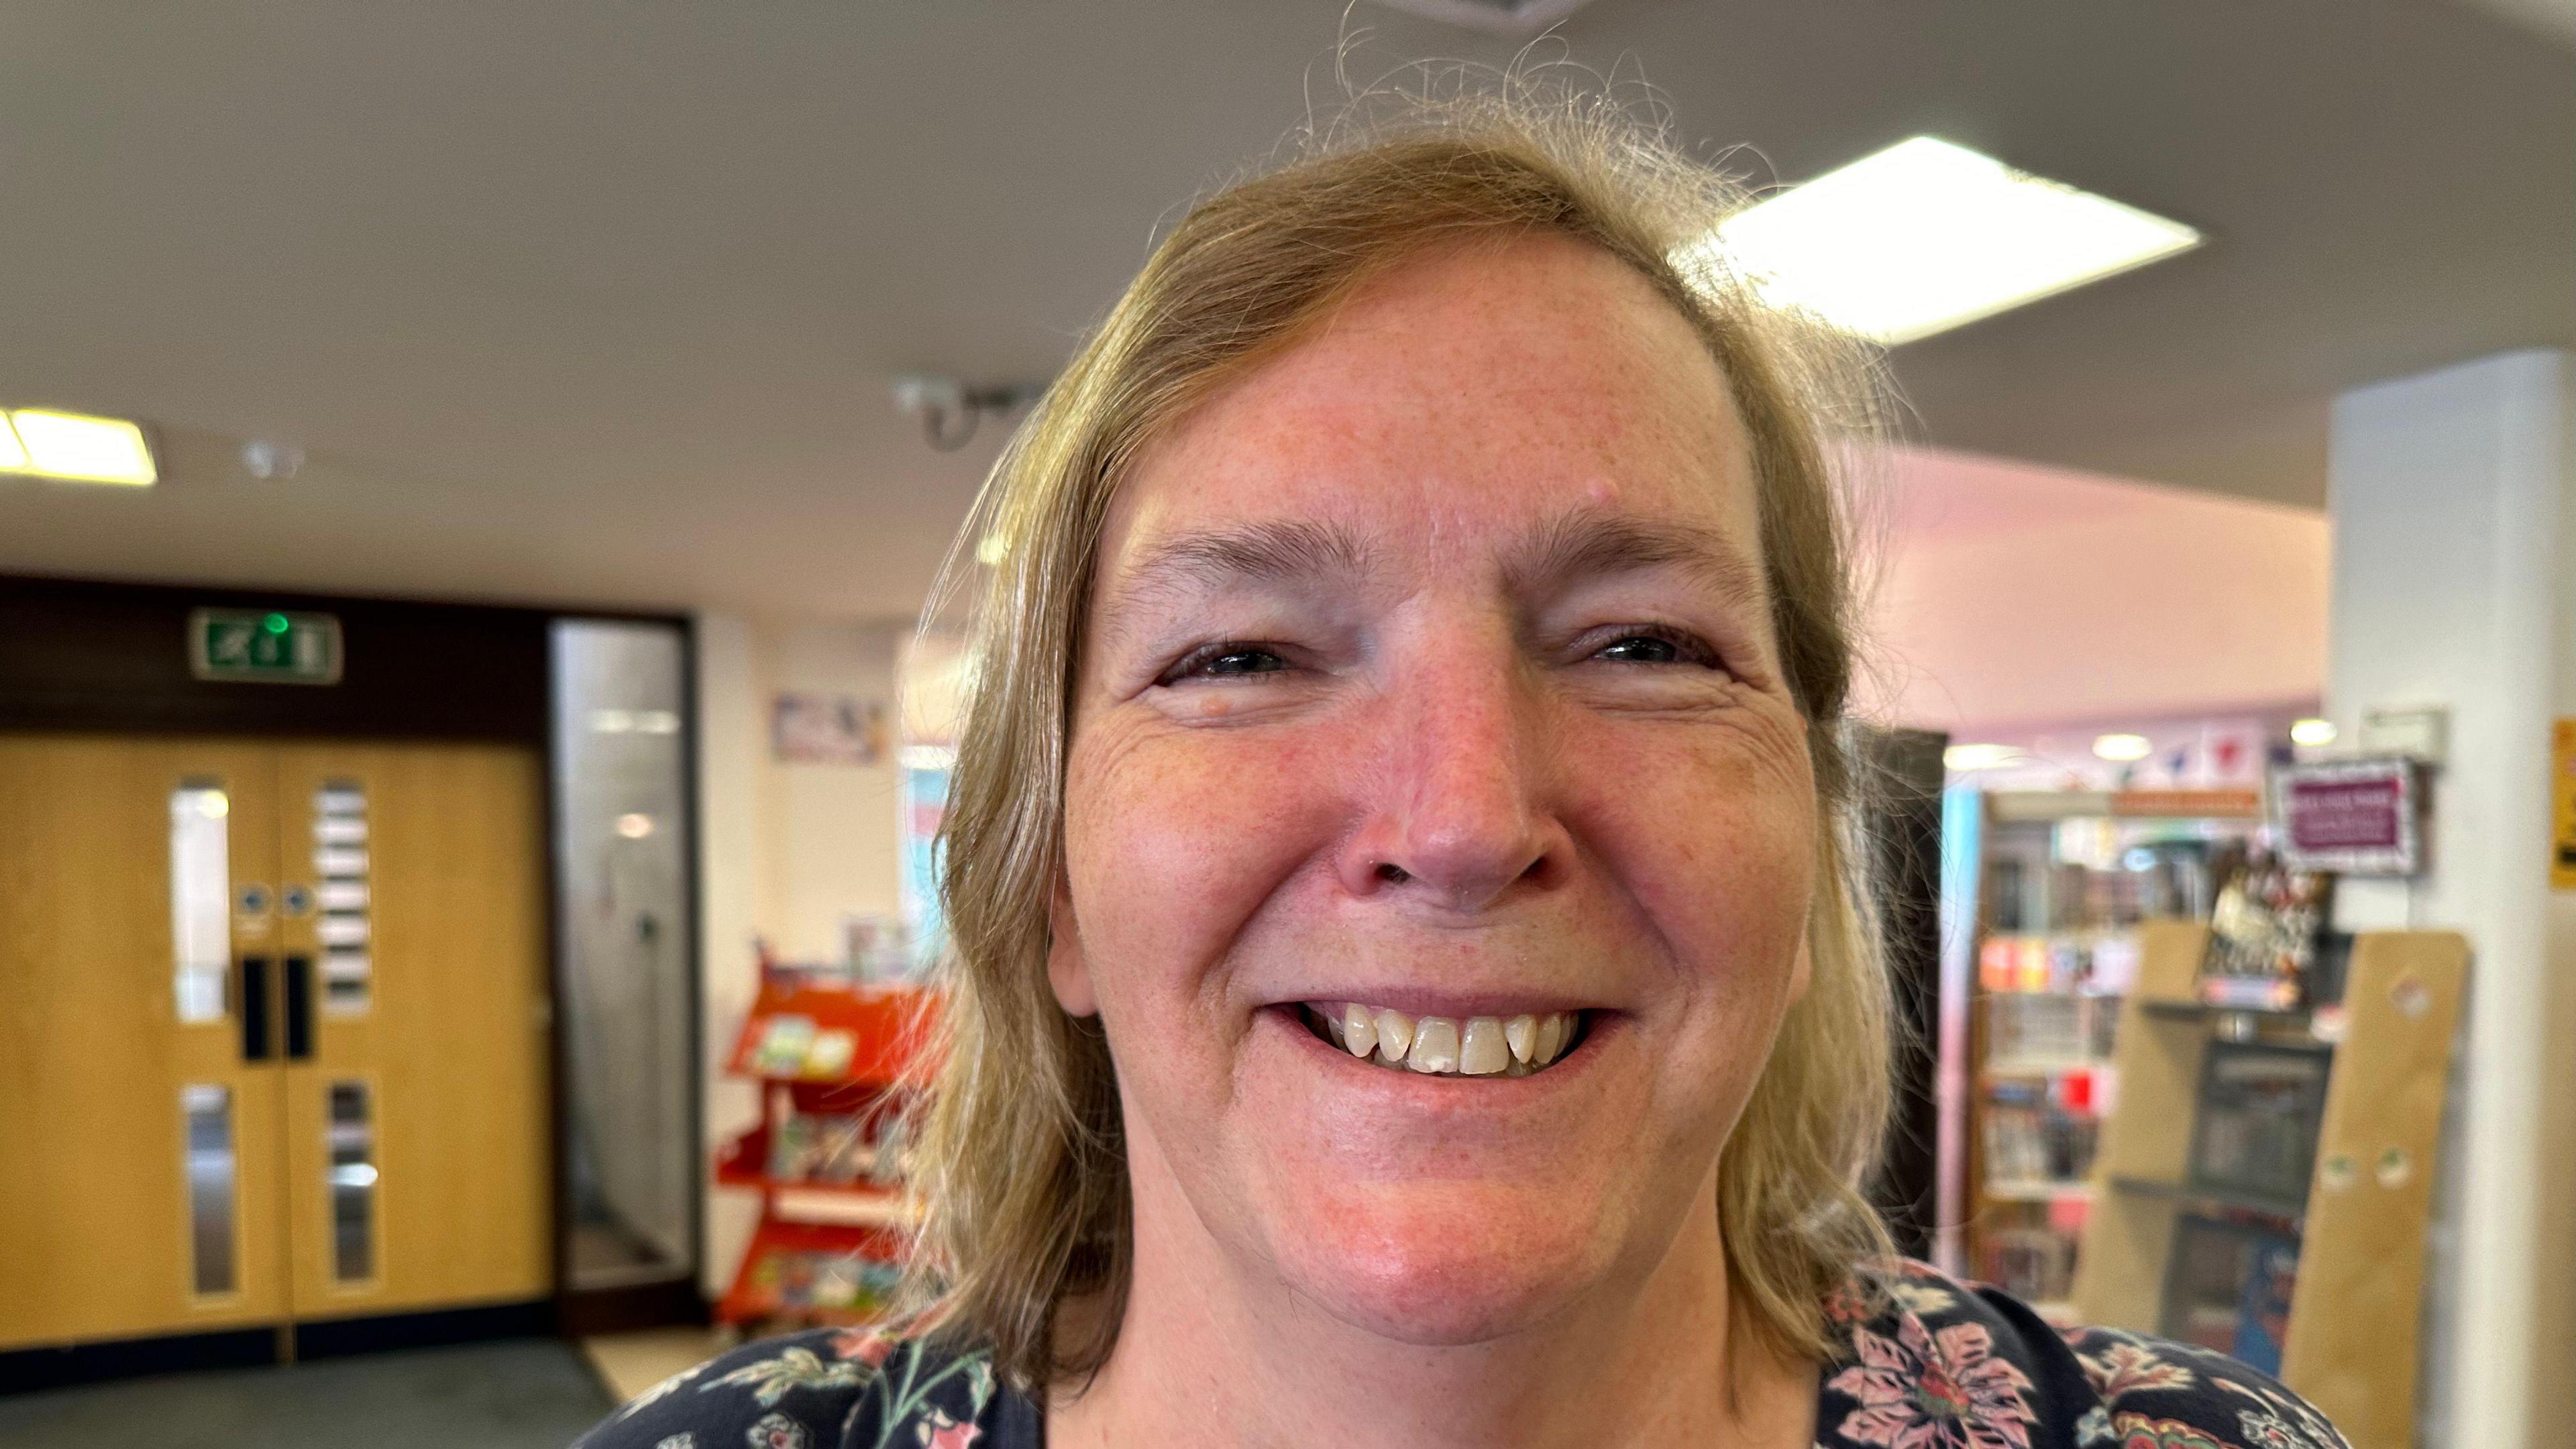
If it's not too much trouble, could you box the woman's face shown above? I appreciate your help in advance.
[1055,233,1819,1346]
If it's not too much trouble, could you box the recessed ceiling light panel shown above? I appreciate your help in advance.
[1366,0,1603,36]
[1679,136,2202,345]
[2,407,158,485]
[1943,743,2021,772]
[2093,733,2155,762]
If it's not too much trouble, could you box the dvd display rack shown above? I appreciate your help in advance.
[2073,922,2465,1449]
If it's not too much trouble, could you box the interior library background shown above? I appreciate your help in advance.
[1,5,2572,1449]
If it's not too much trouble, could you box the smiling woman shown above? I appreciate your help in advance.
[578,74,2350,1449]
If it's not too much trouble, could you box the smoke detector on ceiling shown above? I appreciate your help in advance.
[240,439,305,480]
[891,374,1044,452]
[1366,0,1604,36]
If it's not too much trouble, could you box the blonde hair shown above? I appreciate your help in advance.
[902,72,1895,1389]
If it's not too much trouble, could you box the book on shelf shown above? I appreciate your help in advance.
[2198,854,2333,1011]
[2187,1041,2329,1210]
[2161,1215,2300,1377]
[1982,1079,2100,1185]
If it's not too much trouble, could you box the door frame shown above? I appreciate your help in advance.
[0,573,704,1377]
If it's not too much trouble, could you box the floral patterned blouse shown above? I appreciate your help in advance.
[574,1260,2349,1449]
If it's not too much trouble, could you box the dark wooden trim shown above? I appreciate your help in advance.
[0,1300,570,1391]
[0,1326,276,1395]
[555,1277,709,1340]
[291,1299,555,1360]
[0,574,547,743]
[0,573,688,745]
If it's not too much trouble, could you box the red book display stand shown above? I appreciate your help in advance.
[713,963,935,1330]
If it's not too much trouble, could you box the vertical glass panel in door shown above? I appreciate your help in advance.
[327,1081,376,1283]
[182,1085,238,1295]
[314,781,374,1014]
[552,619,697,1288]
[170,784,231,1023]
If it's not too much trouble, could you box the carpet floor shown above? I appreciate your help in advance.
[0,1338,616,1449]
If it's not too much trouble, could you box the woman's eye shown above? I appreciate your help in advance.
[1204,648,1287,676]
[1163,643,1291,684]
[1589,630,1713,667]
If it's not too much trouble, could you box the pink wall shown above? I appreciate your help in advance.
[1856,447,2329,736]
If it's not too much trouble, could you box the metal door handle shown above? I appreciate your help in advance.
[284,954,314,1061]
[241,956,273,1062]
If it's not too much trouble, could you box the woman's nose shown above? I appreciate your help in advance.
[1335,651,1568,914]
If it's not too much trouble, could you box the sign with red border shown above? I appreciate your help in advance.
[2272,757,2420,876]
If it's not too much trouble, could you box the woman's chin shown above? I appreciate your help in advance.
[1261,1181,1620,1346]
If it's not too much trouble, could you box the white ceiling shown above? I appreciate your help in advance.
[1,1,2568,620]
[2459,0,2576,47]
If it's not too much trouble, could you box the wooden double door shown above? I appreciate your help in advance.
[0,735,551,1350]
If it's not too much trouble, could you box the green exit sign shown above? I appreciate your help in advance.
[189,608,343,685]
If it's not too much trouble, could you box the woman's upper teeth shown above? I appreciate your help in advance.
[1310,1002,1578,1075]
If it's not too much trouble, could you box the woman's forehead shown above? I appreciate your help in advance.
[1106,233,1761,575]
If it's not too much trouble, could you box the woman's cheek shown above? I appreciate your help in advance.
[1064,713,1342,992]
[1572,725,1817,987]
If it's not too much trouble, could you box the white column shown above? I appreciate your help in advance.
[2324,350,2575,1449]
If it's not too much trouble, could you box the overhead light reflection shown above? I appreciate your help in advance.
[2093,733,2154,762]
[1678,136,2202,345]
[3,408,158,485]
[1943,743,2021,772]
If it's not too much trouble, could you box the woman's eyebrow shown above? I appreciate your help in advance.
[1512,508,1769,611]
[1091,517,1375,655]
[1113,517,1377,600]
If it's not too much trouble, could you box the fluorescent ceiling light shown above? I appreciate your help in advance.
[1680,136,2202,345]
[3,407,158,485]
[2290,718,2338,747]
[2093,733,2155,762]
[1943,743,2021,772]
[0,415,25,472]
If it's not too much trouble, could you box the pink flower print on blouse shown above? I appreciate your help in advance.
[1828,1316,2039,1449]
[1824,1278,1873,1329]
[2078,1338,2198,1401]
[2102,1415,2230,1449]
[831,1328,896,1368]
[916,1407,981,1448]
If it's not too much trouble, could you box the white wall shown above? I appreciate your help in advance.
[1862,447,2330,736]
[693,610,910,1297]
[2322,350,2576,1449]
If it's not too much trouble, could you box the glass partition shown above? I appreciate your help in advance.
[551,618,696,1289]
